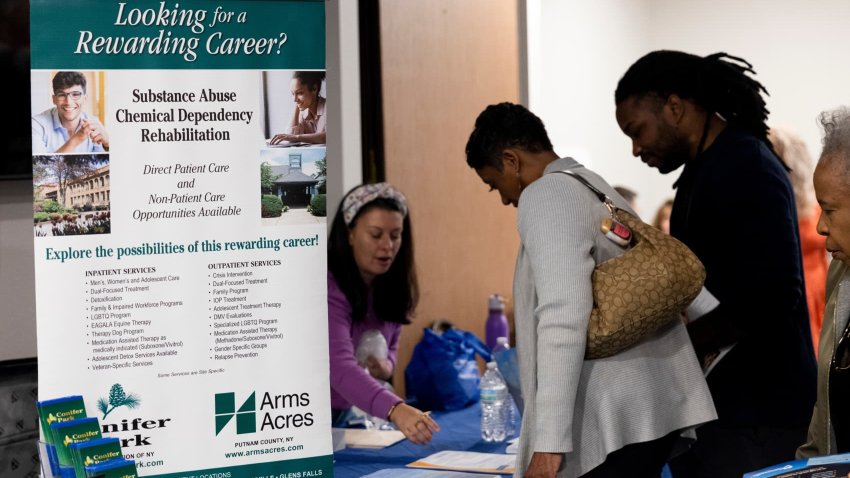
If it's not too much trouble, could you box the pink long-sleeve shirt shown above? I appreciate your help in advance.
[328,272,402,418]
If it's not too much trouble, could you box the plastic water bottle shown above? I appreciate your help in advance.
[492,336,510,354]
[492,338,519,438]
[486,294,509,351]
[480,362,508,442]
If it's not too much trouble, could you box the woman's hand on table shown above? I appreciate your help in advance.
[388,403,440,445]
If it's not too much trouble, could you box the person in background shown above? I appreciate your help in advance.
[615,50,816,477]
[465,102,715,478]
[652,199,674,235]
[271,70,326,145]
[770,126,829,354]
[613,185,639,215]
[327,182,439,444]
[797,106,850,458]
[32,71,109,154]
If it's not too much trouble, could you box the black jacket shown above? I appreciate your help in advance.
[671,126,817,427]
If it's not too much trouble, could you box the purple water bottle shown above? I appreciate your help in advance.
[485,294,509,351]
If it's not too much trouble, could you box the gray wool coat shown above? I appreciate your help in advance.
[511,157,717,477]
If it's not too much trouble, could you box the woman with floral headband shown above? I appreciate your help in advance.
[327,183,440,444]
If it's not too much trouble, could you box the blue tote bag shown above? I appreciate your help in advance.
[405,328,492,411]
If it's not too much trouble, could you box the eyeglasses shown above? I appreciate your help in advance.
[54,91,84,100]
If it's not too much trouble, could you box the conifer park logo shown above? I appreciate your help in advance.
[215,392,256,435]
[98,384,141,419]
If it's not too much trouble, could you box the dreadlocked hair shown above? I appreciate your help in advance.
[615,50,779,164]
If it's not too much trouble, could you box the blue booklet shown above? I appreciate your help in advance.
[744,452,850,477]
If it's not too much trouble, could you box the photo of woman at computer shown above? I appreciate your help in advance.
[269,70,326,146]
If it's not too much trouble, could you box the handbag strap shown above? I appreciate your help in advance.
[553,169,617,215]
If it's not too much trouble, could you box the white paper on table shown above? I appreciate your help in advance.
[331,428,346,451]
[505,437,519,455]
[335,428,405,448]
[362,469,501,478]
[407,450,515,475]
[686,286,720,322]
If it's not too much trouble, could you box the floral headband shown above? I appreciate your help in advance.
[342,183,408,226]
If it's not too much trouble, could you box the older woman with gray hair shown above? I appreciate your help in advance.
[798,106,850,458]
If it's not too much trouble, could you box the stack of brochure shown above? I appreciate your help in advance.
[743,452,850,477]
[37,395,139,478]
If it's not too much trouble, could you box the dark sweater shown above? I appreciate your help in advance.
[671,126,817,427]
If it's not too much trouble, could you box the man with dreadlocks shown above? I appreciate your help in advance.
[615,50,817,477]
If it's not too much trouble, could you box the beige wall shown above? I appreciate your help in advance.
[528,0,850,222]
[380,0,521,396]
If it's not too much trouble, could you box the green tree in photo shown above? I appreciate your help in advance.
[98,383,140,419]
[314,156,327,194]
[260,162,282,194]
[309,194,326,216]
[41,199,64,214]
[34,155,102,207]
[261,194,284,217]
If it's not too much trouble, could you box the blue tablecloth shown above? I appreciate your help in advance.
[332,404,675,478]
[332,404,511,478]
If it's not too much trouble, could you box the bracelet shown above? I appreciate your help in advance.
[386,401,403,421]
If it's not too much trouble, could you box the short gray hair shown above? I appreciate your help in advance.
[819,107,850,173]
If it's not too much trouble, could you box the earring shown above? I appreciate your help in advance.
[516,170,523,194]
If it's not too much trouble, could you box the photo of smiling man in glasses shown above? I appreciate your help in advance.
[32,71,109,154]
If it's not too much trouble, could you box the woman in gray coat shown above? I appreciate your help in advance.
[464,103,716,478]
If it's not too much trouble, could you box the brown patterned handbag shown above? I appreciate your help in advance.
[556,170,706,359]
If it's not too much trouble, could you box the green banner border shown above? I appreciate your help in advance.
[145,455,333,478]
[31,0,325,69]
